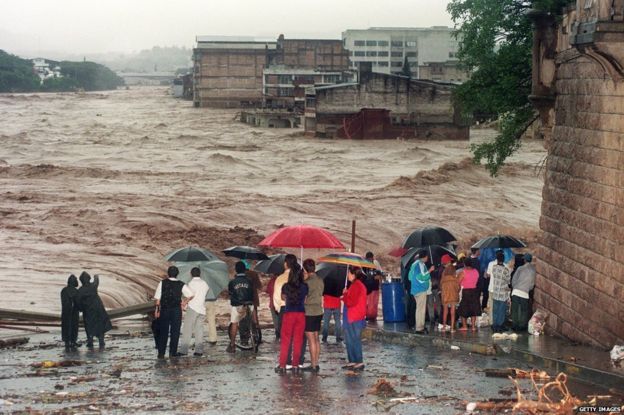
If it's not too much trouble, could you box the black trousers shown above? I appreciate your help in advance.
[406,292,416,328]
[480,277,490,309]
[158,307,182,356]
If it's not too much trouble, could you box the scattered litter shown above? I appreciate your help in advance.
[31,360,84,368]
[484,368,550,380]
[492,333,518,341]
[610,345,623,367]
[426,364,444,370]
[54,392,68,397]
[254,356,273,362]
[88,405,98,411]
[528,310,547,335]
[0,399,14,406]
[450,345,460,350]
[0,337,29,349]
[476,313,490,328]
[467,372,582,413]
[368,378,401,398]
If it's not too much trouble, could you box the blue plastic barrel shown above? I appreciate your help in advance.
[381,281,406,322]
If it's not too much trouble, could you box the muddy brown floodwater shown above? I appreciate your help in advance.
[0,87,546,313]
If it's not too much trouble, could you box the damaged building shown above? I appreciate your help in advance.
[193,35,351,108]
[304,63,469,139]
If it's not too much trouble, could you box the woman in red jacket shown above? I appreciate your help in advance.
[342,266,367,371]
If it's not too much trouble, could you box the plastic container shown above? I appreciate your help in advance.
[381,280,406,322]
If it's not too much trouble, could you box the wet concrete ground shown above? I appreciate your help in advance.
[0,326,620,414]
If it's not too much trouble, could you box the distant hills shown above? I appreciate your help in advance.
[0,50,124,93]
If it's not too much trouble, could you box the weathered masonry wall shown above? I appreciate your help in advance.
[278,38,349,70]
[194,49,267,108]
[531,1,624,349]
[316,73,458,124]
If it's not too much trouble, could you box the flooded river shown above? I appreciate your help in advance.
[0,87,545,313]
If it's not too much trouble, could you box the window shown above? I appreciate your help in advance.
[391,51,403,57]
[377,51,388,57]
[278,87,292,97]
[278,75,291,84]
[324,75,340,83]
[391,40,403,47]
[366,51,377,56]
[406,40,417,47]
[354,51,365,57]
[366,40,377,46]
[354,40,365,46]
[405,52,417,57]
[391,61,403,67]
[377,40,389,47]
[449,52,456,58]
[377,61,389,67]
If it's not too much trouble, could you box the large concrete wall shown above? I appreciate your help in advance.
[531,1,624,349]
[316,73,458,124]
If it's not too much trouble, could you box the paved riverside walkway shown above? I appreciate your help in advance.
[363,320,624,391]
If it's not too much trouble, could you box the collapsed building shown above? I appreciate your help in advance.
[304,63,469,139]
[530,0,624,348]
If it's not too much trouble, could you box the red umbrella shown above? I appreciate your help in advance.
[388,247,408,257]
[258,225,345,258]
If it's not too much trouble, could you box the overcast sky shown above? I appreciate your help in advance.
[0,0,453,57]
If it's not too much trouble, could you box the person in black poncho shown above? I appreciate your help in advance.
[60,274,80,351]
[77,271,112,349]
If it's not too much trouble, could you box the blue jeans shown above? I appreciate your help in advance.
[492,300,508,331]
[343,319,365,363]
[322,308,342,341]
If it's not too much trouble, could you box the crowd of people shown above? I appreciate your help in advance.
[60,247,535,372]
[146,253,379,372]
[404,248,536,335]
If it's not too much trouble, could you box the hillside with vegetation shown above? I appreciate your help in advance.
[0,49,124,93]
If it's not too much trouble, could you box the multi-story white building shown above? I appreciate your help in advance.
[342,27,461,80]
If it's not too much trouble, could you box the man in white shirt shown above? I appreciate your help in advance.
[179,267,210,356]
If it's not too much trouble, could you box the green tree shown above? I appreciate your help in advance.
[447,0,572,175]
[0,50,40,92]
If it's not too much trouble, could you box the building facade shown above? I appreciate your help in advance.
[193,35,351,108]
[305,64,468,140]
[530,1,624,349]
[342,27,463,80]
[193,36,277,108]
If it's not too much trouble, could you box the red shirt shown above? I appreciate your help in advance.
[323,294,341,309]
[343,279,367,323]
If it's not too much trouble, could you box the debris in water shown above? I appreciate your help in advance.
[450,345,460,350]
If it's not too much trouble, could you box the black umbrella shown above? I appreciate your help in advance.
[164,246,219,262]
[401,245,457,268]
[401,226,456,249]
[472,235,526,249]
[253,254,286,275]
[223,246,269,261]
[316,262,346,297]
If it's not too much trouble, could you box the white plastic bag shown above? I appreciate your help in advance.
[476,312,490,328]
[528,310,547,335]
[610,345,624,367]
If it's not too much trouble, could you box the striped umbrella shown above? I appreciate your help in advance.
[317,252,379,269]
